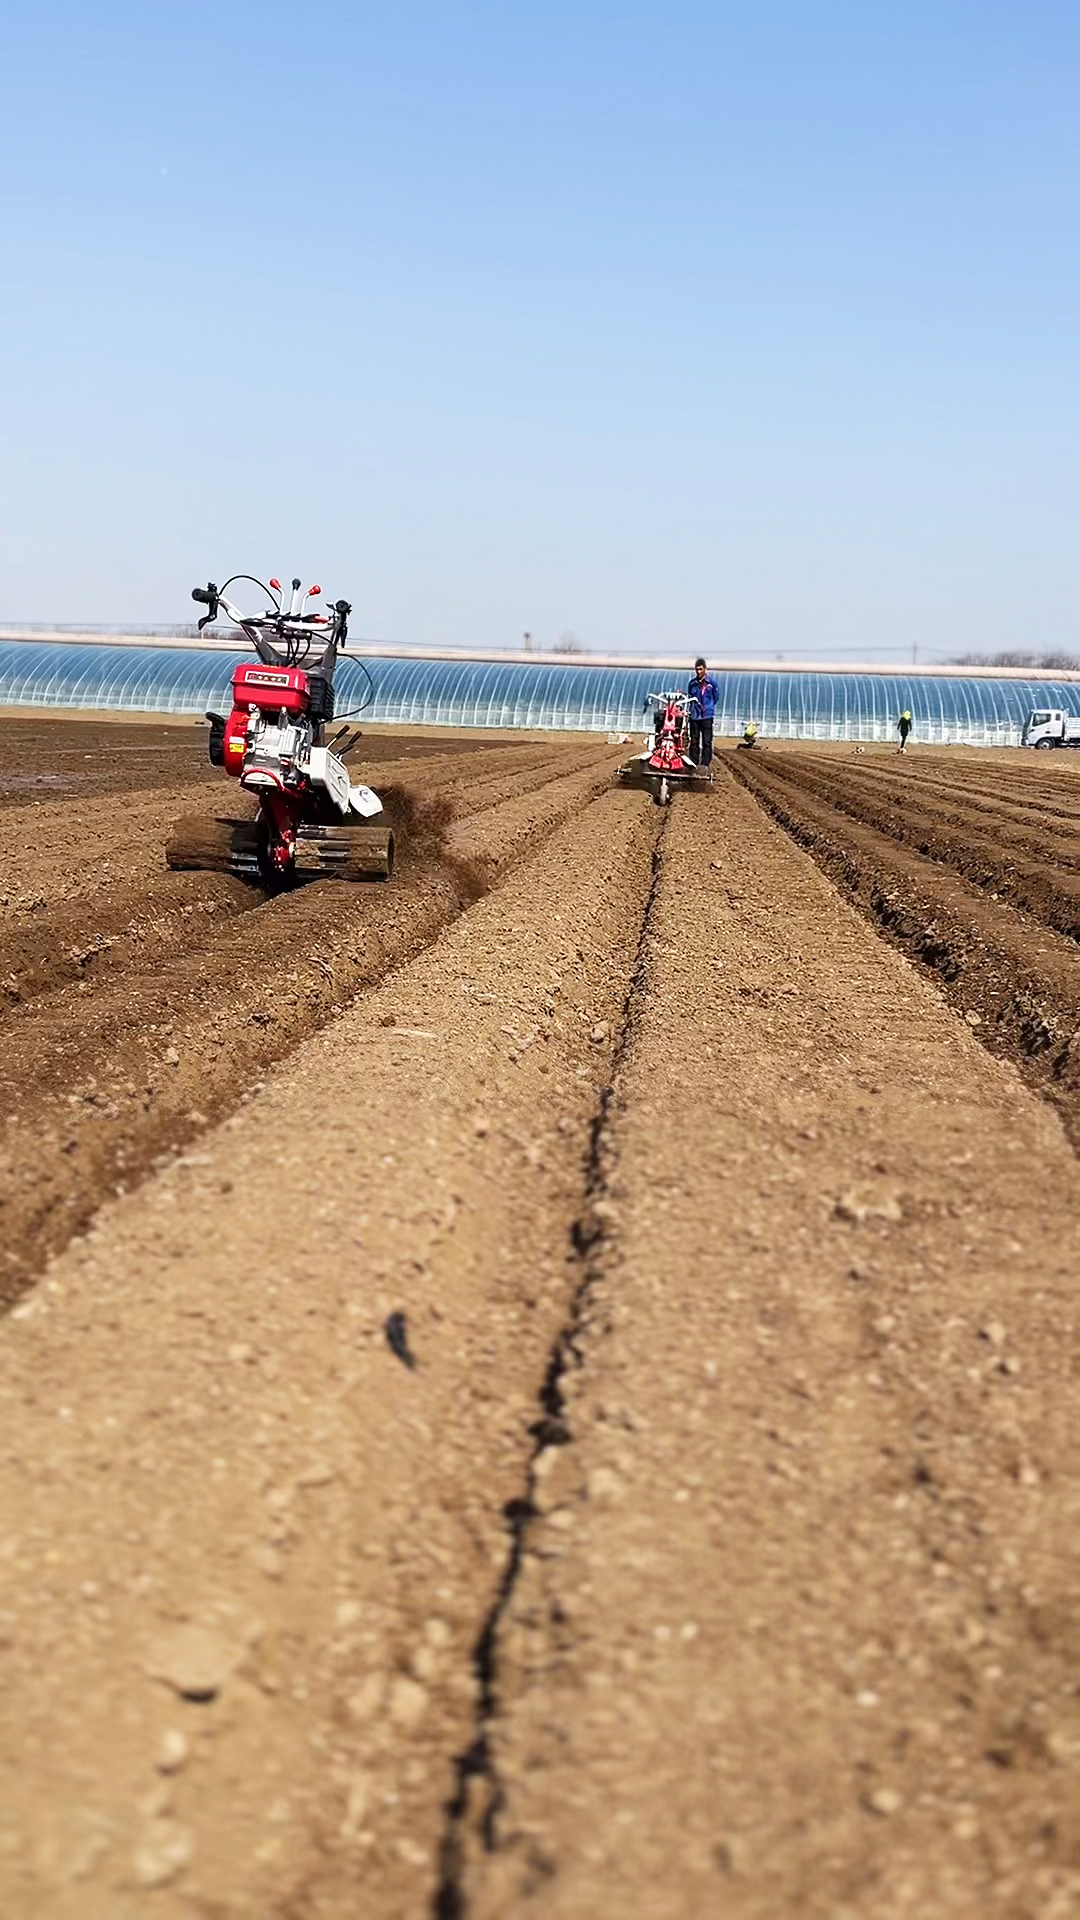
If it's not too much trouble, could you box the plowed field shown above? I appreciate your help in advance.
[1,721,1078,1920]
[731,745,1080,1150]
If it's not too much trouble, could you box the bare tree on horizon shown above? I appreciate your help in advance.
[946,649,1080,670]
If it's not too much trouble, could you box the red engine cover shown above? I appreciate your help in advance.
[223,707,249,776]
[231,663,310,714]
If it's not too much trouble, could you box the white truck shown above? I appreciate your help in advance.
[1021,708,1080,749]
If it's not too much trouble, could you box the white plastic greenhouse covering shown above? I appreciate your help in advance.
[0,640,1071,745]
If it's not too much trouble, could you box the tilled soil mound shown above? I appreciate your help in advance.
[731,748,1080,1148]
[0,730,619,1303]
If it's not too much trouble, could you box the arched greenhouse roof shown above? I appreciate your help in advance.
[0,639,1073,746]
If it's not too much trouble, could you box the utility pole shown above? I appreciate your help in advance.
[522,631,533,653]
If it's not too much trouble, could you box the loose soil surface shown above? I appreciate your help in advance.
[0,715,497,811]
[730,747,1080,1150]
[0,721,1078,1918]
[455,780,1080,1920]
[0,733,618,1304]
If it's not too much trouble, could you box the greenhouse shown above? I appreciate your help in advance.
[0,639,1072,746]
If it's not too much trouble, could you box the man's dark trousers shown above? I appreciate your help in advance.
[690,717,714,767]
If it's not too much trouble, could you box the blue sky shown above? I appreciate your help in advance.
[1,1,1078,659]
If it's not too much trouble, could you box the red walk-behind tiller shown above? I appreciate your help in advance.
[616,689,711,806]
[166,573,394,884]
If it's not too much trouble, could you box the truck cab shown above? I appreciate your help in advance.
[1021,708,1080,748]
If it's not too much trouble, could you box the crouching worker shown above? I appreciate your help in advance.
[737,719,759,749]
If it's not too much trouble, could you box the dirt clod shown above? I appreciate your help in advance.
[131,1819,194,1889]
[143,1625,243,1701]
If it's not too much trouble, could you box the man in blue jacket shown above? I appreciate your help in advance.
[687,657,720,769]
